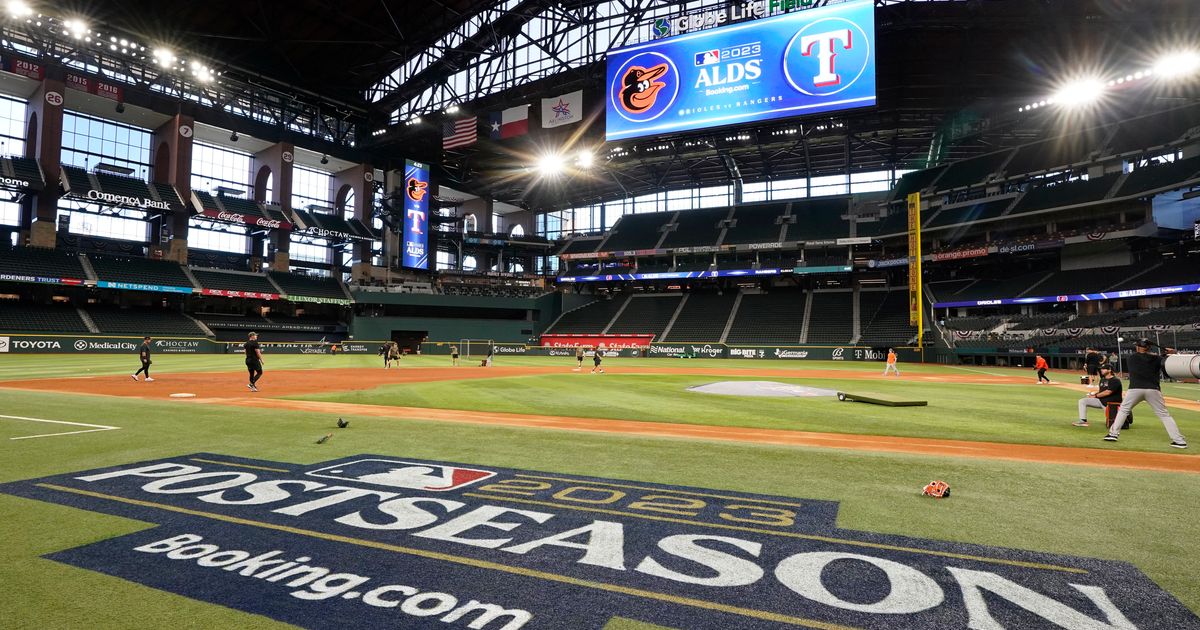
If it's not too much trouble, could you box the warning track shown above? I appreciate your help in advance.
[4,366,1198,474]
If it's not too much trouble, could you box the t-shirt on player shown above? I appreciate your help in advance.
[1085,352,1101,369]
[244,340,262,364]
[1097,376,1123,406]
[1125,352,1165,390]
[139,342,151,361]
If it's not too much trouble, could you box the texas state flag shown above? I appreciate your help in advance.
[488,105,529,140]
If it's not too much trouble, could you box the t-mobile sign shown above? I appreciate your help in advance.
[402,159,430,270]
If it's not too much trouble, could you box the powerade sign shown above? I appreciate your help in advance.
[605,0,876,141]
[2,454,1196,629]
[934,282,1200,309]
[402,159,430,270]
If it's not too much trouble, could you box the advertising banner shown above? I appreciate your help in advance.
[282,295,352,306]
[95,280,195,294]
[930,246,989,262]
[224,342,375,355]
[558,268,782,283]
[540,334,655,349]
[605,0,876,140]
[200,288,281,300]
[402,159,430,270]
[0,273,84,286]
[0,335,218,354]
[194,208,291,231]
[934,282,1200,309]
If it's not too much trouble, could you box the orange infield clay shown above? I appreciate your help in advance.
[4,365,1198,474]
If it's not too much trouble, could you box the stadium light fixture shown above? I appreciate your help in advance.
[6,1,32,18]
[153,48,175,66]
[1053,78,1105,108]
[576,150,594,169]
[536,153,564,177]
[1154,51,1200,79]
[445,104,460,114]
[63,19,86,37]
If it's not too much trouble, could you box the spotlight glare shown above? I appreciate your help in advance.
[7,1,32,17]
[445,104,459,114]
[1053,77,1105,108]
[537,153,564,176]
[1154,50,1200,79]
[576,150,594,168]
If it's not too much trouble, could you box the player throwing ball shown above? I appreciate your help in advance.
[244,332,264,392]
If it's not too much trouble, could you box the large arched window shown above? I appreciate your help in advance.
[463,213,477,233]
[510,224,525,237]
[463,255,477,271]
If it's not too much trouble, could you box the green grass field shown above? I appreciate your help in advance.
[2,354,1199,628]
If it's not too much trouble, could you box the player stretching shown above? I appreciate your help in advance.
[131,336,154,382]
[245,332,264,392]
[882,348,900,377]
[1104,339,1187,448]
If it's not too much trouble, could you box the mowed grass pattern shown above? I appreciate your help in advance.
[1,355,1199,627]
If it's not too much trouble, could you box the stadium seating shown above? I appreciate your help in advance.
[556,238,601,256]
[87,307,207,336]
[151,182,184,206]
[942,315,1003,331]
[1120,306,1200,328]
[93,171,154,200]
[858,290,917,345]
[1114,155,1200,198]
[439,283,545,298]
[1003,126,1111,176]
[891,165,947,200]
[1009,173,1120,214]
[722,204,786,245]
[1066,311,1138,328]
[724,291,807,345]
[935,149,1014,190]
[1029,268,1128,297]
[783,198,851,241]
[9,156,44,185]
[60,165,93,194]
[0,302,89,332]
[268,271,347,299]
[0,245,87,279]
[546,297,626,334]
[191,269,280,294]
[600,212,674,251]
[1005,313,1073,331]
[88,254,194,288]
[662,292,737,342]
[802,291,854,344]
[606,295,683,338]
[1106,104,1200,155]
[1110,258,1200,290]
[926,279,976,303]
[659,207,728,249]
[924,197,1014,229]
[950,272,1050,302]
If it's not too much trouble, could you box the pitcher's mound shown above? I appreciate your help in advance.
[687,381,839,398]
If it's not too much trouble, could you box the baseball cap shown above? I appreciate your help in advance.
[1135,338,1151,348]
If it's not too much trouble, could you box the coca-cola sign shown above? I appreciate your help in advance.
[199,208,291,231]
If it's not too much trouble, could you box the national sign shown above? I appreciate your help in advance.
[2,454,1197,629]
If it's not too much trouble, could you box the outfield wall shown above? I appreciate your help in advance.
[0,334,385,355]
[418,341,920,361]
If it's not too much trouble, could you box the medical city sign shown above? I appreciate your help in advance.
[1,453,1195,629]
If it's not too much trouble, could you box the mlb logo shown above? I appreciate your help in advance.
[694,50,720,66]
[306,459,496,492]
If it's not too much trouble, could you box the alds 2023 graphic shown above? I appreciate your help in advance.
[605,0,876,141]
[402,159,430,270]
[2,453,1198,629]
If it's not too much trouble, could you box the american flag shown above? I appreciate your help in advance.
[443,117,477,150]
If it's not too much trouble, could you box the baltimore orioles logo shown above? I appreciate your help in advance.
[620,63,669,114]
[406,178,428,202]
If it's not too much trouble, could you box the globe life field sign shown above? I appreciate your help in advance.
[605,0,876,141]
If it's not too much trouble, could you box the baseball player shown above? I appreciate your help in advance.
[574,346,584,371]
[451,345,460,367]
[591,345,605,374]
[131,336,154,382]
[1082,347,1102,388]
[388,341,401,367]
[244,332,264,392]
[1074,363,1122,427]
[1104,339,1187,448]
[882,348,900,376]
[1034,354,1051,384]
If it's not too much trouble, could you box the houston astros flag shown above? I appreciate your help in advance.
[541,90,583,128]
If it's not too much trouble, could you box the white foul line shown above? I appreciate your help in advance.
[1,414,120,440]
[943,365,1013,378]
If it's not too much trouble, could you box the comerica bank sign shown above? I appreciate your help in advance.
[2,454,1196,629]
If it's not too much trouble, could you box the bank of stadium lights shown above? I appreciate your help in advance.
[1019,51,1200,113]
[403,116,422,126]
[575,150,594,169]
[536,152,565,177]
[6,1,32,17]
[725,134,751,142]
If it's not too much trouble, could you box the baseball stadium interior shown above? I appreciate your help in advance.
[2,0,1200,628]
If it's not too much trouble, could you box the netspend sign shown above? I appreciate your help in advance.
[605,0,876,140]
[1,454,1195,629]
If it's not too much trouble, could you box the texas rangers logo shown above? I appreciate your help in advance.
[405,178,428,202]
[610,52,678,123]
[783,17,872,96]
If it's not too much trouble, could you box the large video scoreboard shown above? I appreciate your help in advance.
[605,0,876,141]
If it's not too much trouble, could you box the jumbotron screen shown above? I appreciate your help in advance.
[604,0,876,141]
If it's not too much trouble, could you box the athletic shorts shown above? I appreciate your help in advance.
[452,354,459,359]
[1086,365,1099,375]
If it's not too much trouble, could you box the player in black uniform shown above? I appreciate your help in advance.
[131,336,154,382]
[1104,339,1186,448]
[244,332,264,392]
[590,346,605,374]
[1074,364,1122,427]
[1083,347,1102,388]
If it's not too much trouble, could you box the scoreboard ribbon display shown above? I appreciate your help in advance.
[605,0,876,141]
[402,159,430,270]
